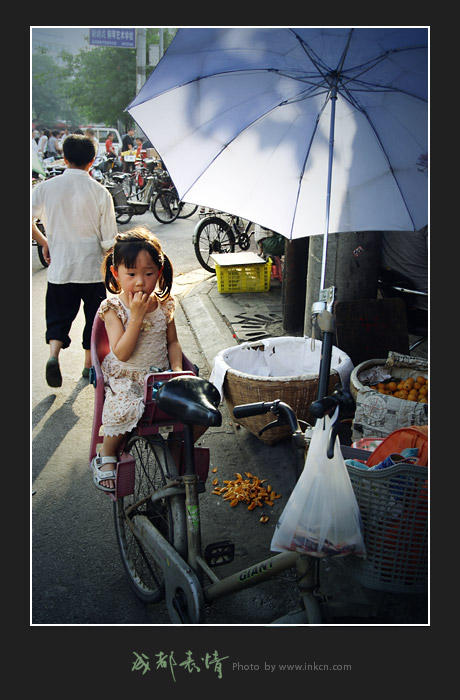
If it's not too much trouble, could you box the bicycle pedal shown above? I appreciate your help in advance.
[204,540,235,567]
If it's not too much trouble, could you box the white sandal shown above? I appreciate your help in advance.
[91,454,118,492]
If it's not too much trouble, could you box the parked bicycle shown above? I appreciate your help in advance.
[151,171,198,224]
[193,212,256,272]
[105,164,172,224]
[120,157,153,200]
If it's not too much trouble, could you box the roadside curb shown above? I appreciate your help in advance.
[176,269,289,374]
[180,276,237,372]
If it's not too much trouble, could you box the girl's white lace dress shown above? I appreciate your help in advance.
[99,295,175,436]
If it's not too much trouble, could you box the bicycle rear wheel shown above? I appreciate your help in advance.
[152,188,180,223]
[193,216,236,273]
[178,202,198,219]
[115,209,133,225]
[114,435,184,604]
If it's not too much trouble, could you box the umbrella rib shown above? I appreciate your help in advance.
[342,79,428,104]
[289,28,354,82]
[289,94,331,239]
[339,46,428,102]
[345,92,418,230]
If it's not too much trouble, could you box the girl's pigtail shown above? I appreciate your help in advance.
[102,248,121,294]
[157,253,173,299]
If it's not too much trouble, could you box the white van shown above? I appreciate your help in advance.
[79,125,123,157]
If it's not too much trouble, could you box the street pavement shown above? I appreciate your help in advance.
[31,229,428,626]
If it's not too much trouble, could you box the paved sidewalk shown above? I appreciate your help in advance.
[178,272,287,373]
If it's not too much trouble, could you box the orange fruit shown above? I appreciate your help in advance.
[388,381,397,392]
[419,385,428,396]
[397,380,405,390]
[413,381,421,391]
[399,390,408,399]
[377,382,385,391]
[416,376,426,386]
[418,396,428,403]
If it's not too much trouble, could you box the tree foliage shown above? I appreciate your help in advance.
[32,28,177,130]
[59,46,136,128]
[32,49,83,126]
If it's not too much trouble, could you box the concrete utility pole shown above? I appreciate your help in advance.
[136,28,147,93]
[303,230,383,336]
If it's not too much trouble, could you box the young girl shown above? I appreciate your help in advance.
[91,227,183,492]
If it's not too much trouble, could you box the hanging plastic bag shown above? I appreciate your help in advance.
[271,408,366,558]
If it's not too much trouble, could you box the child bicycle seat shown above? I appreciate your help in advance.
[155,375,222,427]
[88,311,200,463]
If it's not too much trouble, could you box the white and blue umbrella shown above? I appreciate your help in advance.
[128,27,428,396]
[128,28,427,243]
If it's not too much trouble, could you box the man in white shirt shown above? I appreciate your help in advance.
[32,134,118,387]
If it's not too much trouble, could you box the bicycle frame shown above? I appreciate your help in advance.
[121,421,323,624]
[125,486,320,624]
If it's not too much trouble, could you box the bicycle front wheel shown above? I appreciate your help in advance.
[114,435,183,604]
[193,216,236,273]
[152,189,180,223]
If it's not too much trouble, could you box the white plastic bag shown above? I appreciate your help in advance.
[271,409,366,558]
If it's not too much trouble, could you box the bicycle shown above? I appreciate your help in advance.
[193,213,256,273]
[120,157,151,200]
[89,316,428,624]
[119,163,198,223]
[89,317,319,622]
[151,178,198,224]
[105,168,166,225]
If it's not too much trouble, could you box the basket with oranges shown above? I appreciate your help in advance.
[369,375,428,403]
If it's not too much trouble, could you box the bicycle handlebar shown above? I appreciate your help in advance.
[309,395,339,418]
[233,401,272,419]
[233,400,305,447]
[234,389,355,456]
[310,388,355,420]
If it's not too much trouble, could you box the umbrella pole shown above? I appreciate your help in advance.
[314,83,338,400]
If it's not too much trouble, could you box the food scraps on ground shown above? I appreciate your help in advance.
[211,471,281,522]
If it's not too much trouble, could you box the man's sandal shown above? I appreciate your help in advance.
[91,455,118,492]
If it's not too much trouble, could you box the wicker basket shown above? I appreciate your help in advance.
[350,354,428,402]
[223,369,338,445]
[213,337,353,445]
[344,462,428,593]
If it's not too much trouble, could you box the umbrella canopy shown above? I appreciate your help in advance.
[128,27,428,241]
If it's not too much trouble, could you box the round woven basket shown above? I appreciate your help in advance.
[224,368,339,444]
[349,358,386,403]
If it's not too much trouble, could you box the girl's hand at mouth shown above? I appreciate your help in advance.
[128,291,150,319]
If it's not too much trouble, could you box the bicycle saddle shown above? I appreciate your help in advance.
[155,375,222,427]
